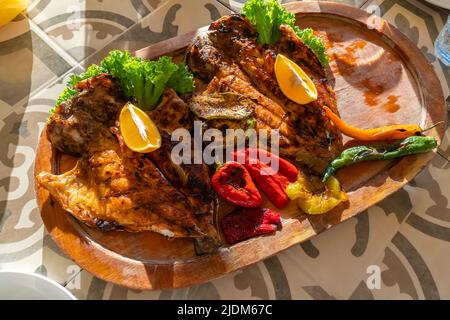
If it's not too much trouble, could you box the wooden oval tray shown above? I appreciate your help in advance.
[34,2,446,290]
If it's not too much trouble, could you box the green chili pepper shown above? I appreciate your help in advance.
[323,136,438,181]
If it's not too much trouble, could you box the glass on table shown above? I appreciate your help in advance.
[435,15,450,66]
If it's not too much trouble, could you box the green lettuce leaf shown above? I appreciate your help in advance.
[167,63,196,94]
[142,56,178,110]
[242,0,328,66]
[293,26,328,67]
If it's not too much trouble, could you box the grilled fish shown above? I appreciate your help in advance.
[186,14,343,172]
[37,75,220,246]
[147,89,221,252]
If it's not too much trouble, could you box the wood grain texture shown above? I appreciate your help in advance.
[34,2,447,290]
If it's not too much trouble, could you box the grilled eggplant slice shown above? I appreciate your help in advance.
[190,92,255,121]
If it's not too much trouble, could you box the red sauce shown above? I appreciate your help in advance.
[382,95,400,113]
[324,32,344,49]
[361,79,384,106]
[327,36,400,113]
[330,40,368,76]
[346,40,367,55]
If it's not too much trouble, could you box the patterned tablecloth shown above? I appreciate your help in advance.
[0,0,449,300]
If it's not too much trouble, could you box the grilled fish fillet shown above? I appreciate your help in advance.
[37,145,205,236]
[186,14,343,172]
[147,89,221,252]
[37,75,220,245]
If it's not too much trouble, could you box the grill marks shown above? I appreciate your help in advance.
[148,89,215,218]
[148,89,221,252]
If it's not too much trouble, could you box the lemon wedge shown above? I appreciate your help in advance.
[274,54,318,105]
[119,102,161,153]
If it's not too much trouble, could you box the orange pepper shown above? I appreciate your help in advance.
[323,106,441,141]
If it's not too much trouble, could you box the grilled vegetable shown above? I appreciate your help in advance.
[323,106,443,141]
[286,174,348,215]
[232,148,297,209]
[212,162,262,208]
[244,159,290,209]
[323,136,438,181]
[250,164,290,209]
[234,148,298,182]
[241,0,328,66]
[190,93,254,120]
[221,207,281,244]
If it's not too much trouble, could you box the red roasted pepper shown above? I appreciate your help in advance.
[233,148,294,209]
[236,148,298,182]
[221,207,282,244]
[211,162,262,208]
[244,160,290,209]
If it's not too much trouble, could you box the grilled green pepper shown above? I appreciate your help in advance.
[323,136,438,181]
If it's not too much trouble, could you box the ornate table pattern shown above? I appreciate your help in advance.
[0,0,449,300]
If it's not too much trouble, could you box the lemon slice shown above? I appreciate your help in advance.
[119,102,161,153]
[275,54,318,105]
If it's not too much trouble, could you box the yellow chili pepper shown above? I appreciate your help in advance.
[286,173,348,215]
[323,106,442,141]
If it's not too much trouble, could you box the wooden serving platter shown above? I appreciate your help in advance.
[34,2,446,290]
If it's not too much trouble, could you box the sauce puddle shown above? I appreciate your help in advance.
[382,95,400,113]
[361,79,384,107]
[326,34,402,113]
